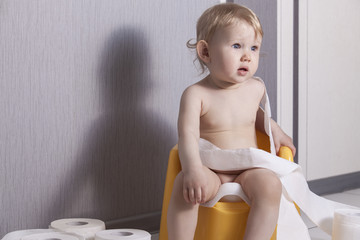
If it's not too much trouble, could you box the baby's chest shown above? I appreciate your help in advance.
[200,100,258,129]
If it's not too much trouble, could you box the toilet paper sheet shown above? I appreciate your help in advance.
[95,229,151,240]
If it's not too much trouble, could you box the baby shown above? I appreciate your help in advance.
[167,3,296,240]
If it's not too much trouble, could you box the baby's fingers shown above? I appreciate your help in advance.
[200,187,206,203]
[183,187,202,205]
[290,145,297,157]
[189,188,196,204]
[183,187,196,204]
[195,187,203,204]
[183,188,191,203]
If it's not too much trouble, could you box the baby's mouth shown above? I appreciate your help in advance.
[238,67,249,76]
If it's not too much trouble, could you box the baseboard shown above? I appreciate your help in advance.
[105,211,161,233]
[308,171,360,195]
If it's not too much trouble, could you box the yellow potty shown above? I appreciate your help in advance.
[159,131,295,240]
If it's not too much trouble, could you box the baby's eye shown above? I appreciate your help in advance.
[232,43,241,49]
[251,46,259,51]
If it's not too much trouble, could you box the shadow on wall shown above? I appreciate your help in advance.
[49,27,175,223]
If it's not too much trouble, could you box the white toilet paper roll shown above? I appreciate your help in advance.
[2,229,60,240]
[50,218,105,240]
[95,229,151,240]
[20,232,82,240]
[332,209,360,240]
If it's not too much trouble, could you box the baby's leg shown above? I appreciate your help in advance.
[167,167,221,240]
[235,168,282,240]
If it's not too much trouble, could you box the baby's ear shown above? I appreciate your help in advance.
[196,40,210,63]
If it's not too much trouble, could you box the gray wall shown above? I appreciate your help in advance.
[0,0,276,237]
[0,0,218,236]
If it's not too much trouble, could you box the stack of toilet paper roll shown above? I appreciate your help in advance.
[2,218,150,240]
[332,209,360,240]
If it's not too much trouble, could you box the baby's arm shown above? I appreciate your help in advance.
[256,108,296,156]
[178,86,209,204]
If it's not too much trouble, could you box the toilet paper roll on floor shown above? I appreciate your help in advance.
[21,232,83,240]
[95,229,151,240]
[50,218,105,240]
[2,229,60,240]
[332,209,360,240]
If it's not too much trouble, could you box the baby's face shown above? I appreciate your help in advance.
[207,20,262,87]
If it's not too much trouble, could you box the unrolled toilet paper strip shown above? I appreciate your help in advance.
[2,229,60,240]
[50,218,105,240]
[198,137,359,240]
[95,229,151,240]
[20,232,83,240]
[332,209,360,240]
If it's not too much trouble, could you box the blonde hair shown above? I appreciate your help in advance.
[188,3,263,73]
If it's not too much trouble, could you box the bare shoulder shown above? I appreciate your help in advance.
[181,79,208,102]
[247,77,266,98]
[248,77,265,91]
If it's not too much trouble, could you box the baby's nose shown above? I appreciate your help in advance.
[240,54,251,62]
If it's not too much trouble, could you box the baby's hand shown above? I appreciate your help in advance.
[182,166,209,205]
[270,119,296,156]
[273,128,296,156]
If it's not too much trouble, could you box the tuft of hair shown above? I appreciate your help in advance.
[187,3,263,74]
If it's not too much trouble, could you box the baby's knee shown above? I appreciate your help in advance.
[255,175,282,209]
[245,171,282,204]
[262,175,282,200]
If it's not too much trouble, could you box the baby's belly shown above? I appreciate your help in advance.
[200,130,258,150]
